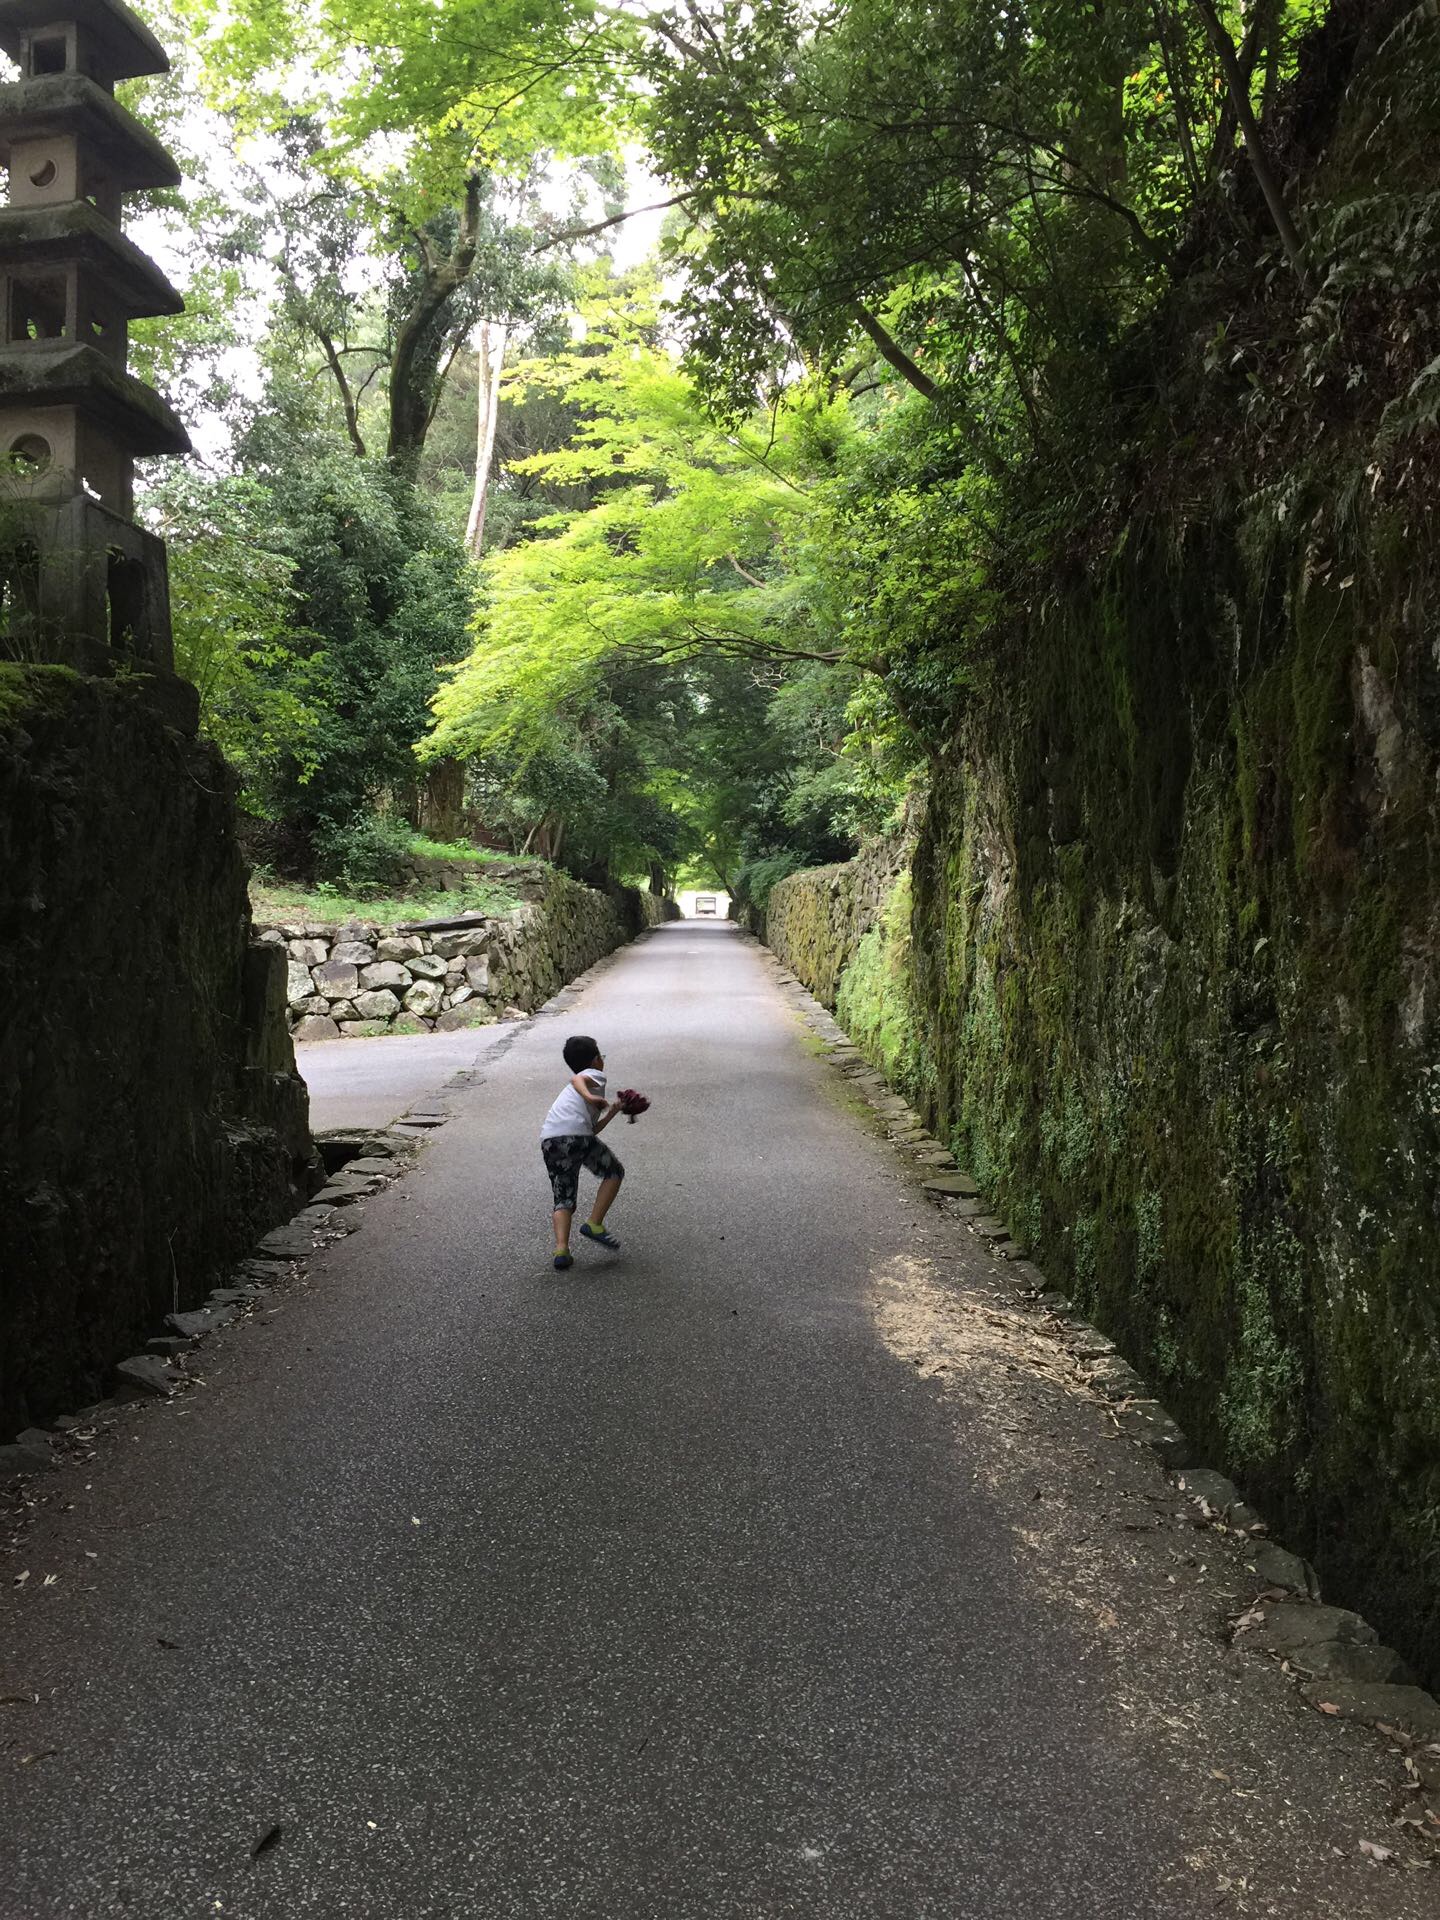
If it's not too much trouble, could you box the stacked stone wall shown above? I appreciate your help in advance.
[268,874,676,1042]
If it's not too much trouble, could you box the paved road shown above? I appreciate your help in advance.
[2,923,1430,1918]
[296,1022,524,1134]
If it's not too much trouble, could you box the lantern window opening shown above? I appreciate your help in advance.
[29,35,68,75]
[8,273,67,342]
[8,430,53,472]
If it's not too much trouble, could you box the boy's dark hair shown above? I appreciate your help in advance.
[563,1034,601,1073]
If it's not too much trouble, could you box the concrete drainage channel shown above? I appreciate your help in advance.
[757,941,1440,1837]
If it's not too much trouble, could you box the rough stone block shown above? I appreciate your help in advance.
[465,955,491,993]
[436,1003,498,1031]
[1297,1681,1440,1742]
[286,960,315,1006]
[288,938,328,965]
[391,1013,432,1034]
[316,1173,378,1201]
[1247,1541,1320,1598]
[292,1015,341,1044]
[339,1019,390,1037]
[377,936,424,960]
[1175,1467,1241,1511]
[430,929,490,960]
[1251,1602,1375,1656]
[359,961,413,991]
[166,1304,239,1339]
[312,960,359,999]
[407,953,447,980]
[922,1173,981,1199]
[0,1439,57,1477]
[1084,1354,1148,1400]
[354,989,401,1021]
[1113,1401,1192,1464]
[331,941,376,966]
[403,979,445,1016]
[255,1226,317,1261]
[114,1354,175,1397]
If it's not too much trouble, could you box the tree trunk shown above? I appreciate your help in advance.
[464,321,509,559]
[418,759,466,842]
[1193,0,1312,292]
[387,176,484,472]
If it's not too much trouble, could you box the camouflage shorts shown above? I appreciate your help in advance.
[541,1134,625,1213]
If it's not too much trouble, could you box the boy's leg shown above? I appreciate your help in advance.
[578,1139,625,1239]
[543,1139,583,1265]
[588,1174,622,1229]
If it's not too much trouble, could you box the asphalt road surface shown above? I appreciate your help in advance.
[296,1022,524,1133]
[2,923,1431,1919]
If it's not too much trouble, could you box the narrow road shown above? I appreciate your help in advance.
[296,1022,524,1134]
[1,924,1429,1918]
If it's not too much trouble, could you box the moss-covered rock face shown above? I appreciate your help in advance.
[914,525,1440,1688]
[769,516,1440,1688]
[0,667,311,1435]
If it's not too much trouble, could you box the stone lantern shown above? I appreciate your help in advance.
[0,0,192,710]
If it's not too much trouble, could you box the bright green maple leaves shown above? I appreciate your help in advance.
[425,289,852,763]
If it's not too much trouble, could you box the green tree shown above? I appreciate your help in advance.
[143,469,318,813]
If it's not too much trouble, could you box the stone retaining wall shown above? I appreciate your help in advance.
[265,873,676,1042]
[1,665,311,1437]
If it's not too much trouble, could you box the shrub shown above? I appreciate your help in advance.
[311,812,414,893]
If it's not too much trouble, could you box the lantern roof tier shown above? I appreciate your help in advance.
[0,75,181,192]
[0,200,183,316]
[0,0,168,83]
[0,340,190,452]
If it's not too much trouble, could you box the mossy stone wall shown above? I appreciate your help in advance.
[767,523,1440,1686]
[0,666,312,1436]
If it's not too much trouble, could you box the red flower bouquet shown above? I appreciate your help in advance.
[615,1088,650,1123]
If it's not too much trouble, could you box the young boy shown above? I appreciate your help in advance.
[541,1035,625,1270]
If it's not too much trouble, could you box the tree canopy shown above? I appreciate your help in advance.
[119,0,1405,895]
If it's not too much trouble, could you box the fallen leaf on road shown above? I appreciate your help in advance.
[250,1823,283,1858]
[411,1516,422,1527]
[1359,1839,1398,1865]
[1316,1701,1340,1715]
[19,1750,58,1766]
[41,1574,57,1587]
[13,1571,29,1588]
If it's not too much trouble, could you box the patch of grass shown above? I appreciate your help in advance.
[407,836,543,867]
[250,872,524,928]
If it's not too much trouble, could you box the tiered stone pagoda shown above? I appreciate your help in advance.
[0,0,190,698]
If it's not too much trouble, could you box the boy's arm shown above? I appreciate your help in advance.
[575,1072,619,1132]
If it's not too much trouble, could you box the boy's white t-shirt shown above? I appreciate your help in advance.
[541,1072,605,1140]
